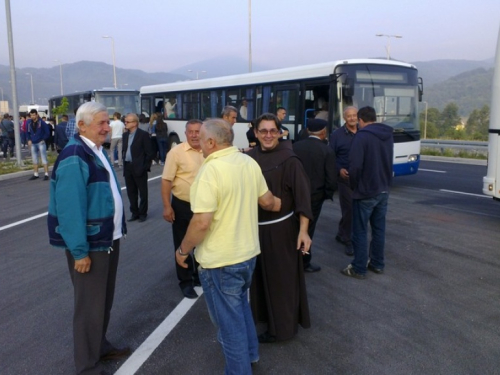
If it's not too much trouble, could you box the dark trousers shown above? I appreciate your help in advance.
[65,240,120,375]
[171,195,199,288]
[303,197,324,267]
[337,177,353,245]
[124,163,148,218]
[2,137,14,157]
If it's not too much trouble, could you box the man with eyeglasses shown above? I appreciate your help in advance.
[247,113,313,344]
[122,113,154,222]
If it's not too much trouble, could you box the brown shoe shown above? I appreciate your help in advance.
[100,346,131,361]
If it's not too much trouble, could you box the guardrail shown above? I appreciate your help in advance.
[421,139,487,151]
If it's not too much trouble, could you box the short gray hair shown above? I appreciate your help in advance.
[343,106,358,116]
[126,113,139,123]
[76,102,108,128]
[221,105,237,118]
[203,118,234,145]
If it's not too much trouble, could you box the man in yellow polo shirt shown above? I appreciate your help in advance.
[161,119,204,299]
[176,118,280,374]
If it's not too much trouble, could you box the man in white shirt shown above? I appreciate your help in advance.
[48,102,130,374]
[109,112,125,167]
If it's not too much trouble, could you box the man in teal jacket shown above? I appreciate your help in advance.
[48,102,130,375]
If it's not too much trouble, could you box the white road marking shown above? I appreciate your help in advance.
[419,168,447,173]
[0,175,163,232]
[114,286,204,375]
[439,189,490,198]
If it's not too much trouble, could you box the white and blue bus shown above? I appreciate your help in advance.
[483,27,500,200]
[48,88,140,119]
[140,58,423,176]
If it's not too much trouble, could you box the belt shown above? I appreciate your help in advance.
[258,211,294,226]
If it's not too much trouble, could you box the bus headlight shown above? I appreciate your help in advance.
[408,154,418,162]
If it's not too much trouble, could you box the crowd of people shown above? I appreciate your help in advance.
[46,102,393,374]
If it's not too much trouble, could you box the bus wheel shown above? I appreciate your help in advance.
[168,133,181,150]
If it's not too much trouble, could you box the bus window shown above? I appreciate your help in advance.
[209,90,223,118]
[165,96,178,119]
[183,92,199,120]
[240,88,254,121]
[154,97,164,115]
[275,89,298,122]
[256,86,272,115]
[141,97,151,117]
[226,89,240,107]
[201,92,211,120]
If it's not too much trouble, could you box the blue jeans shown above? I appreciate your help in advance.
[2,136,14,157]
[199,257,258,375]
[31,140,47,165]
[156,137,168,163]
[351,192,389,275]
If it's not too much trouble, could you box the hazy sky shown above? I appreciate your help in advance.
[1,0,499,73]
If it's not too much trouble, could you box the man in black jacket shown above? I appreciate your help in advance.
[54,114,69,153]
[122,113,154,222]
[293,119,337,272]
[341,106,393,279]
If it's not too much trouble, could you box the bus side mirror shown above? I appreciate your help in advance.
[343,77,355,97]
[418,77,423,102]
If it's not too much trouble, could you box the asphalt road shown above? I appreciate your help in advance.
[1,159,499,375]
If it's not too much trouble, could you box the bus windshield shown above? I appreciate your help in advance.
[94,92,140,117]
[336,64,419,131]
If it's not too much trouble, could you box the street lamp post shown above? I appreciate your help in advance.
[26,72,34,104]
[102,35,117,88]
[187,70,206,80]
[5,0,23,166]
[248,0,252,73]
[54,59,63,95]
[422,101,428,139]
[375,34,402,60]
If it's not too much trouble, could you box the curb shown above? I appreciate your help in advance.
[420,155,487,166]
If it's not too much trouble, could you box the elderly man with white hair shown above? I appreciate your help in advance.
[48,102,130,375]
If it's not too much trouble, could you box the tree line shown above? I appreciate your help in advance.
[420,103,490,141]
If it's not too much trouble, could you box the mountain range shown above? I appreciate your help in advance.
[0,57,494,117]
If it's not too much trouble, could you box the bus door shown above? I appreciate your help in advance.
[141,96,151,118]
[303,81,331,132]
[274,84,299,140]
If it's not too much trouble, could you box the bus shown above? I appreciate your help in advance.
[483,27,500,200]
[48,88,140,119]
[140,58,423,176]
[19,104,49,117]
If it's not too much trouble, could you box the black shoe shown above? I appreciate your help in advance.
[258,331,276,344]
[336,234,348,245]
[367,262,384,274]
[304,263,321,273]
[29,175,39,180]
[344,243,354,256]
[43,175,49,181]
[182,285,198,299]
[127,216,139,222]
[341,264,366,279]
[100,346,131,361]
[138,216,147,222]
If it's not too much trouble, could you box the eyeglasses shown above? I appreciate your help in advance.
[125,120,137,124]
[257,128,279,135]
